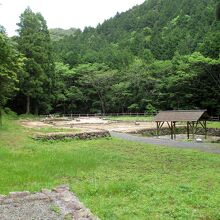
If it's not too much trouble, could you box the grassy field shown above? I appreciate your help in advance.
[106,115,153,122]
[0,115,220,219]
[207,121,220,128]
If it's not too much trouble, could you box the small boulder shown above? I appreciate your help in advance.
[196,138,203,143]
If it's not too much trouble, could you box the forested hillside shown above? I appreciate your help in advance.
[1,0,220,116]
[51,0,220,115]
[49,28,77,41]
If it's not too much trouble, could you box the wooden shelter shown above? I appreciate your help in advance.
[154,110,209,139]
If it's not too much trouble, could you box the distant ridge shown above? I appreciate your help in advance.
[49,28,78,41]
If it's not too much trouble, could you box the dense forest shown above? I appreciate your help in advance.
[1,0,220,119]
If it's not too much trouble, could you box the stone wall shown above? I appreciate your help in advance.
[129,127,220,137]
[34,130,110,141]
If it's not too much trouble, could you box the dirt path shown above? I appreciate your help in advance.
[110,132,220,154]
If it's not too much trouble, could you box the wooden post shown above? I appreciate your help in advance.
[167,122,173,140]
[156,122,159,137]
[169,122,174,140]
[187,121,190,139]
[171,122,174,140]
[173,122,176,139]
[199,120,207,139]
[156,121,164,137]
[192,122,195,139]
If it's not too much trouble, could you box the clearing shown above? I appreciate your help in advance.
[0,115,220,219]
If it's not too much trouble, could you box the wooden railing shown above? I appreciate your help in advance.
[210,116,220,121]
[40,113,220,121]
[41,112,158,118]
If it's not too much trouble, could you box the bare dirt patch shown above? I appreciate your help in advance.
[20,117,158,133]
[20,120,53,129]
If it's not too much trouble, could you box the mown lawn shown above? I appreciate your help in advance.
[0,115,220,219]
[207,121,220,128]
[106,115,153,122]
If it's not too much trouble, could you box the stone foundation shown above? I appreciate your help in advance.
[129,127,220,137]
[34,130,110,140]
[0,185,99,220]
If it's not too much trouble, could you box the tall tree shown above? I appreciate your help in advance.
[16,7,54,114]
[78,63,118,113]
[0,30,24,125]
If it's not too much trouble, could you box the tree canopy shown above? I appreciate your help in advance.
[15,7,55,114]
[2,0,220,116]
[0,30,24,124]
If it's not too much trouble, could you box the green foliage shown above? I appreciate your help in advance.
[128,103,139,112]
[2,0,220,115]
[49,28,78,41]
[0,31,24,125]
[145,103,157,114]
[49,0,220,115]
[78,63,118,113]
[15,7,55,114]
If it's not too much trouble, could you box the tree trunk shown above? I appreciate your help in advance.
[97,91,105,114]
[100,99,105,114]
[0,106,2,127]
[34,104,39,115]
[26,95,30,114]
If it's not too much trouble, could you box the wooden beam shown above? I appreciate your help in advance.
[156,121,165,137]
[199,120,207,139]
[167,121,171,129]
[195,121,199,136]
[156,122,159,137]
[159,122,164,129]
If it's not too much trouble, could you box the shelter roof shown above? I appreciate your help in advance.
[154,110,208,122]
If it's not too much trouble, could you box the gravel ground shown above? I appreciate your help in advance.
[111,132,220,154]
[0,200,61,220]
[0,185,99,220]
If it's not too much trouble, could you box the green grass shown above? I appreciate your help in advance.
[106,115,153,122]
[28,127,80,134]
[207,121,220,128]
[0,116,220,219]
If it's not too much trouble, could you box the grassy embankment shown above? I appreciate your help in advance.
[0,114,220,219]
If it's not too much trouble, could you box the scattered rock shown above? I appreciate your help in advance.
[34,131,110,141]
[9,191,30,198]
[196,138,203,143]
[52,185,70,193]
